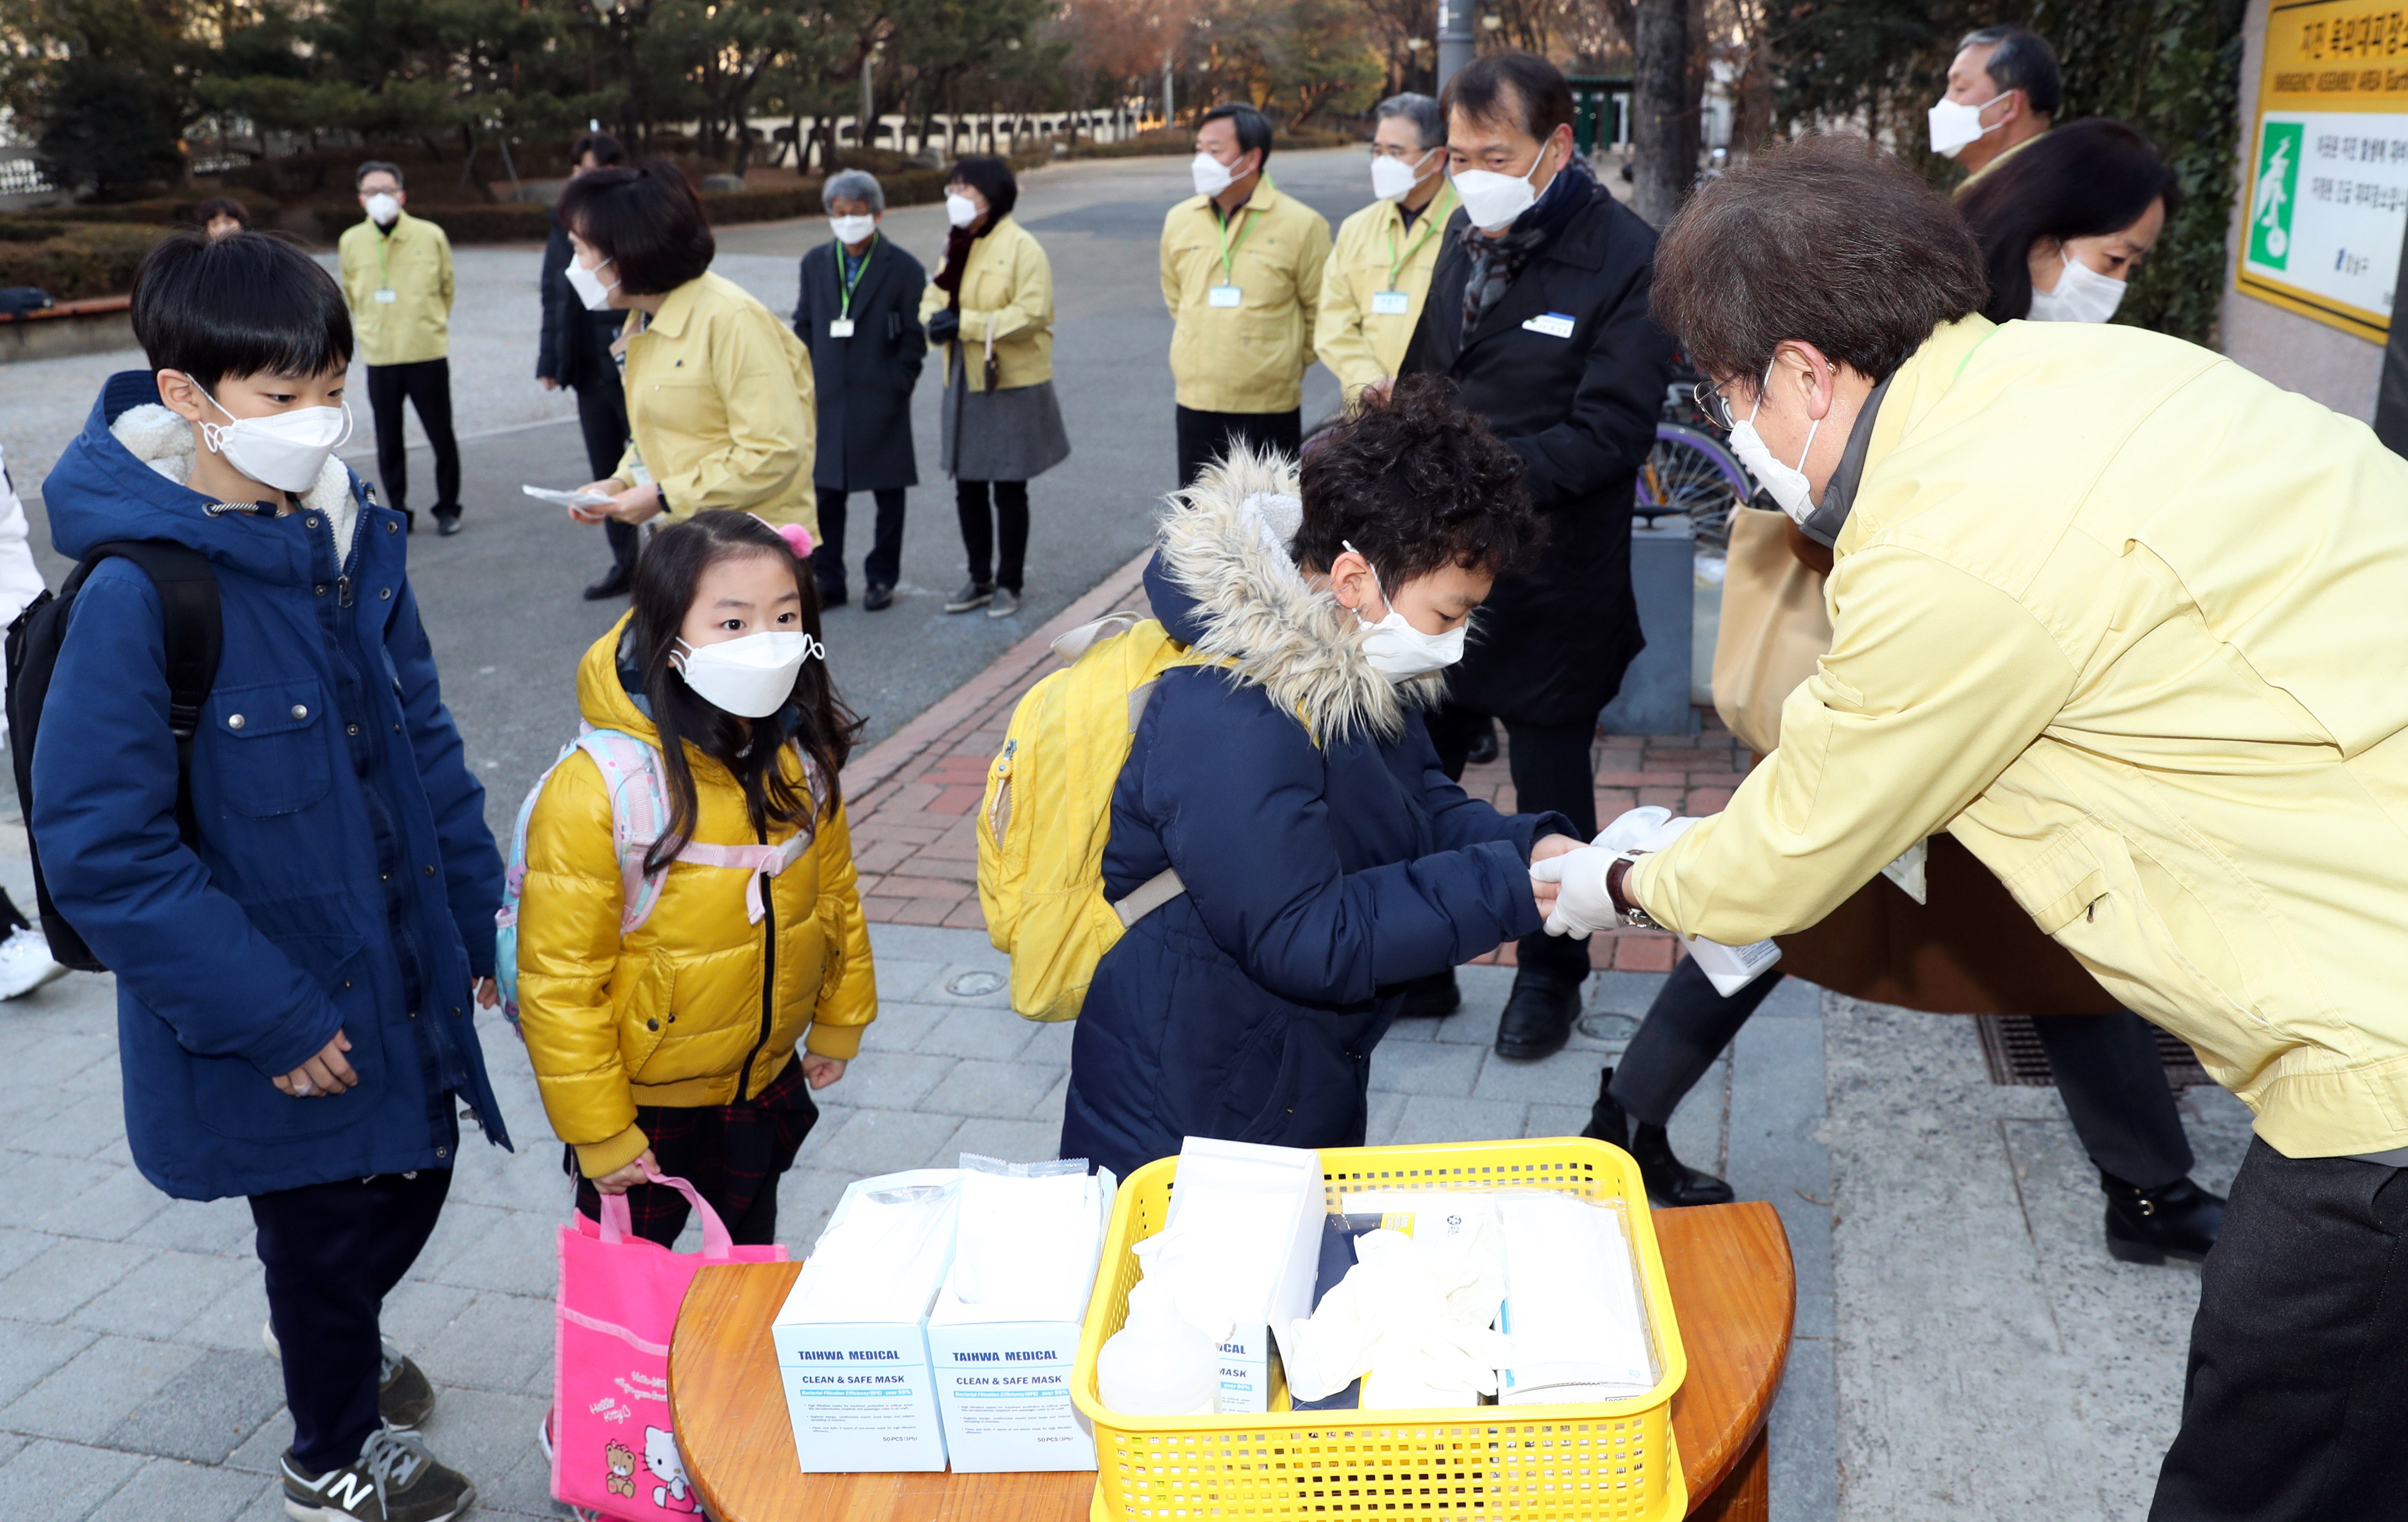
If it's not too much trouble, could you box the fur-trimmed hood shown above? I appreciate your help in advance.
[1146,446,1447,745]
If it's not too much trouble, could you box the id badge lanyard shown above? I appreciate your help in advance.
[831,236,875,338]
[373,228,398,304]
[1210,196,1261,308]
[1375,182,1454,314]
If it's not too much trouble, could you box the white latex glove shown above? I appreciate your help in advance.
[1528,846,1619,940]
[1592,805,1702,854]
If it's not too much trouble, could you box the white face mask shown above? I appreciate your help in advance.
[1927,93,2006,159]
[828,214,877,246]
[365,192,401,226]
[944,192,982,228]
[2027,248,2126,324]
[1370,148,1438,202]
[188,380,352,494]
[671,630,822,718]
[565,251,618,312]
[1450,143,1558,233]
[1342,540,1466,682]
[1724,360,1821,525]
[1191,151,1241,199]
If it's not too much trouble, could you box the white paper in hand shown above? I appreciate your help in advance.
[521,484,616,509]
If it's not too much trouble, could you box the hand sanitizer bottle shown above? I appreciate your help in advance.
[1097,1278,1220,1416]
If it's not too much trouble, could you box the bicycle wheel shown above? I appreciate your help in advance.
[1637,423,1753,546]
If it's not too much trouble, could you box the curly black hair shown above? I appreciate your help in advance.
[1293,376,1538,588]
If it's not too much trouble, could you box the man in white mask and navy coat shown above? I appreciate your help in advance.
[1398,49,1672,1059]
[795,167,927,611]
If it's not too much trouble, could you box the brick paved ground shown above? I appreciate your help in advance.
[841,547,1748,972]
[0,552,2257,1522]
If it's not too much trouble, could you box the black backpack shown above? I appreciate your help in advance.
[5,542,221,973]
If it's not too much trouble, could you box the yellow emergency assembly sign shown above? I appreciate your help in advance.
[2237,0,2408,340]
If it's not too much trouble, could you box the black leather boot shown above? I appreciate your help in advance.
[1581,1068,1734,1206]
[1395,970,1461,1019]
[2101,1171,2225,1265]
[1494,968,1582,1060]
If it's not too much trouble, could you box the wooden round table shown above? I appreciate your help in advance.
[669,1201,1794,1521]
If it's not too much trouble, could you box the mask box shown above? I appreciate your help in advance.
[925,1273,1098,1473]
[1214,1322,1277,1414]
[771,1170,958,1473]
[769,1317,946,1473]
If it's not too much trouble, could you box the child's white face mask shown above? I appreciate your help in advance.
[183,377,352,494]
[671,630,822,717]
[1343,540,1466,682]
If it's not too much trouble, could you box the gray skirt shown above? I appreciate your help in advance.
[941,365,1071,483]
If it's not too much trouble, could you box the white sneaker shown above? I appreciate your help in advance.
[0,924,67,1000]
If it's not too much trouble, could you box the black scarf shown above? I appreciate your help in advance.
[932,221,985,313]
[1460,155,1594,337]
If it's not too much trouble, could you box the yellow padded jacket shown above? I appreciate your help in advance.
[1634,316,2408,1160]
[514,619,876,1177]
[916,215,1056,392]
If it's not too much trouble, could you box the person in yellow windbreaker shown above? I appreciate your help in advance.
[1535,135,2408,1519]
[1315,93,1458,404]
[514,511,873,1250]
[560,160,820,538]
[337,161,461,534]
[1161,103,1333,486]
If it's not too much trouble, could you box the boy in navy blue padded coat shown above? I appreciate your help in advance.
[33,232,503,1522]
[1062,380,1585,1182]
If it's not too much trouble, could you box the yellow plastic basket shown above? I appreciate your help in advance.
[1070,1138,1687,1521]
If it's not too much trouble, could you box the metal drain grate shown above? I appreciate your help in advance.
[1974,1014,2211,1089]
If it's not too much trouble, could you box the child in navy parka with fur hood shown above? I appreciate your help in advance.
[1061,382,1584,1183]
[32,233,502,1520]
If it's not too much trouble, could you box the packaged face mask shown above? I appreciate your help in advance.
[670,629,821,717]
[2028,248,2126,323]
[188,379,352,494]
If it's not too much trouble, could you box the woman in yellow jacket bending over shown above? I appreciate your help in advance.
[515,512,873,1244]
[564,157,821,539]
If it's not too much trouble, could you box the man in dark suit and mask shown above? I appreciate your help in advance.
[1400,50,1672,1059]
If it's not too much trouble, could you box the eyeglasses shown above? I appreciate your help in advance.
[1367,143,1433,160]
[1693,377,1744,431]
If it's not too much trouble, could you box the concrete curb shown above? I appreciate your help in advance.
[837,545,1153,806]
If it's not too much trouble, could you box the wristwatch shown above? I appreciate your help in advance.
[1606,850,1660,930]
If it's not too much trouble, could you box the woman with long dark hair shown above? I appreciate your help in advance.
[918,154,1071,620]
[1957,117,2179,324]
[512,511,873,1252]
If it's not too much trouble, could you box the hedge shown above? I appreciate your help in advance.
[0,222,171,301]
[17,193,279,229]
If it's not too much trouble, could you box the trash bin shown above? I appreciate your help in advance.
[1599,516,1701,737]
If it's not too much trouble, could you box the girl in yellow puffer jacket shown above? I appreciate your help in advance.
[514,511,874,1245]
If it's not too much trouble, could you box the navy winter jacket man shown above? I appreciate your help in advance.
[33,373,511,1202]
[1060,452,1575,1182]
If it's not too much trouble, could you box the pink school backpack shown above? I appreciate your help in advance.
[493,725,814,1024]
[553,1169,785,1518]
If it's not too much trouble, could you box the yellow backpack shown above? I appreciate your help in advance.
[977,613,1214,1021]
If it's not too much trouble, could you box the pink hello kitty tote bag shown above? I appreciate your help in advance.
[553,1172,786,1518]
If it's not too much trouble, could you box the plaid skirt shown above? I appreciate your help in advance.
[567,1055,820,1248]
